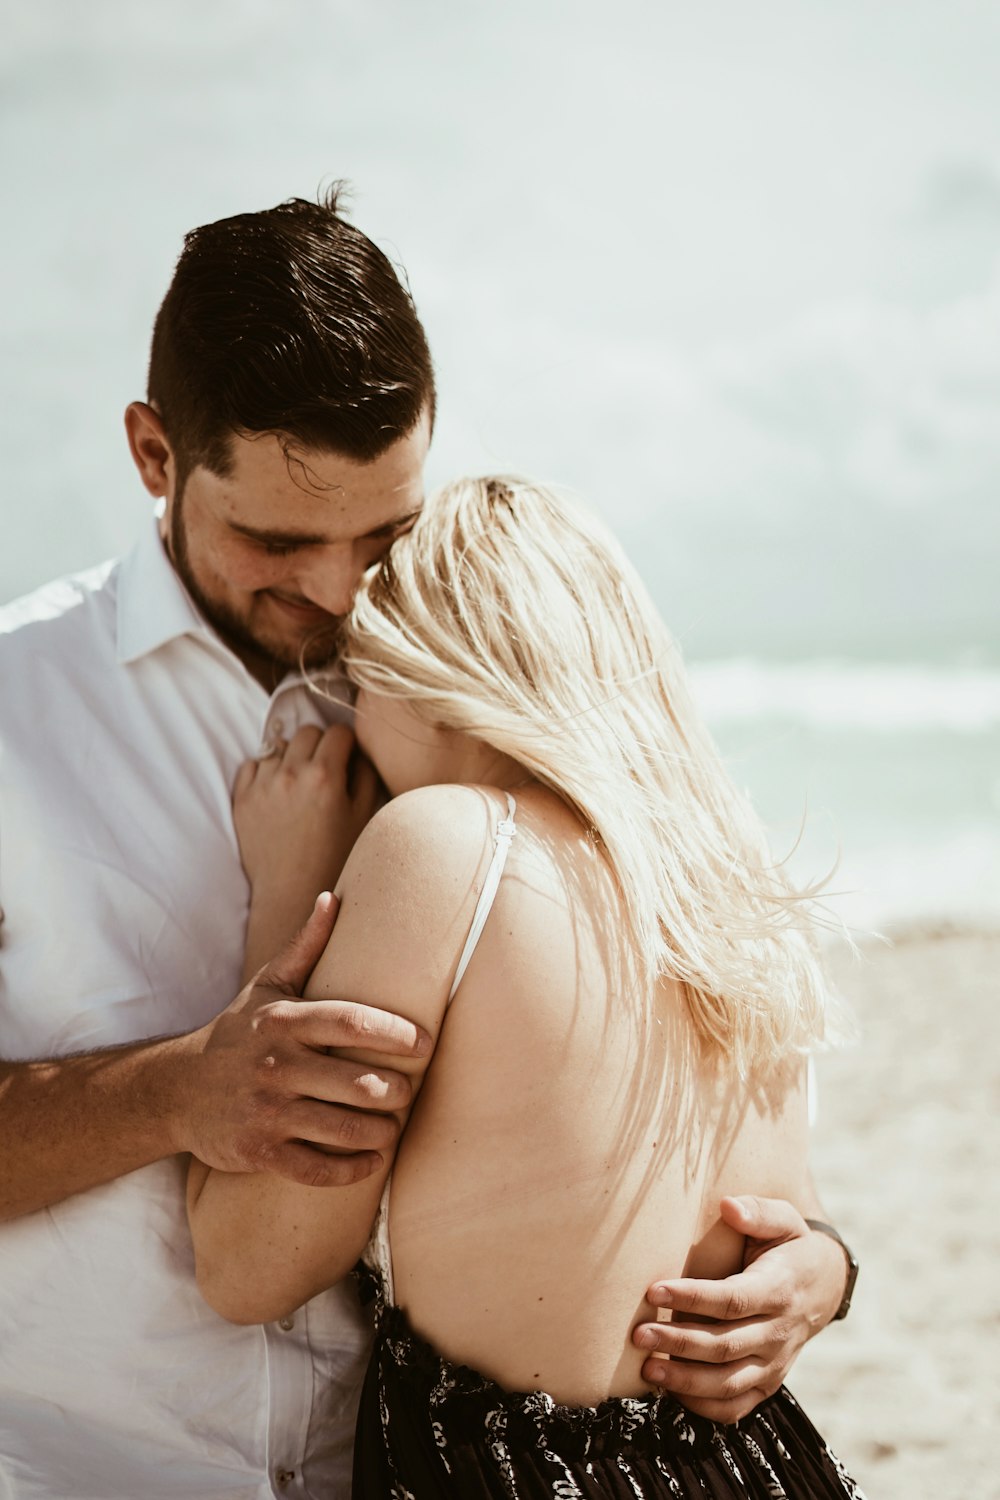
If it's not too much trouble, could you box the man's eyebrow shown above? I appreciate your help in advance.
[228,521,327,547]
[361,508,422,540]
[228,507,422,548]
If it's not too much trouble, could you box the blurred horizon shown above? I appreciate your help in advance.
[2,0,998,924]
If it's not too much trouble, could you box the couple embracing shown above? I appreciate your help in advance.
[0,189,864,1498]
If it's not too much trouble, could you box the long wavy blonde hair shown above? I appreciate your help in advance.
[340,475,833,1073]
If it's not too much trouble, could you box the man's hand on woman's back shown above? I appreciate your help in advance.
[632,1195,849,1422]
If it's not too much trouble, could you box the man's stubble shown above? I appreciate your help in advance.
[168,490,342,683]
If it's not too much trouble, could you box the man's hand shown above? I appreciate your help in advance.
[632,1195,848,1422]
[0,897,430,1222]
[172,894,432,1188]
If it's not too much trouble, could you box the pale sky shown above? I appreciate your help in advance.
[3,0,999,660]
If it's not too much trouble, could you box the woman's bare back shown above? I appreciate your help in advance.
[386,783,811,1404]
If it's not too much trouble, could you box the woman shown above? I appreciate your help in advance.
[188,476,865,1497]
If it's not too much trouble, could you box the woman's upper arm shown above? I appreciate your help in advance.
[308,783,492,1017]
[187,786,493,1324]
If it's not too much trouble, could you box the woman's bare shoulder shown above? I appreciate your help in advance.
[345,783,500,876]
[332,784,508,949]
[338,781,611,945]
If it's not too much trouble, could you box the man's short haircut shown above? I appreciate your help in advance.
[147,184,435,487]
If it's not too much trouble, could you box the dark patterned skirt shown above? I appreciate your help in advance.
[352,1302,868,1499]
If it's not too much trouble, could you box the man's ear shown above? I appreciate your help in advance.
[124,401,176,500]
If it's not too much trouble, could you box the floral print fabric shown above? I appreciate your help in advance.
[351,1291,869,1499]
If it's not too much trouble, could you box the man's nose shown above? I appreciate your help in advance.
[294,548,359,617]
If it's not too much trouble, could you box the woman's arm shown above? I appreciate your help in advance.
[187,784,495,1324]
[232,724,384,982]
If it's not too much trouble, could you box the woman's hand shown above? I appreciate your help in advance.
[234,725,384,976]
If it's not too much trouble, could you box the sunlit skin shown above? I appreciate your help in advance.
[124,402,432,689]
[124,401,848,1420]
[354,689,526,798]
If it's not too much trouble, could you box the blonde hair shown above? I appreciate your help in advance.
[340,476,833,1073]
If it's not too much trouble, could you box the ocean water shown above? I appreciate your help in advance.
[2,1,997,929]
[689,661,1000,931]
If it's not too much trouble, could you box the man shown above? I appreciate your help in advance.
[0,189,855,1498]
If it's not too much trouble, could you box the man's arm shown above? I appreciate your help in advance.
[0,896,429,1224]
[187,787,485,1326]
[631,1190,851,1421]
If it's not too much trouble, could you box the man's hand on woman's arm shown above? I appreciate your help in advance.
[0,897,428,1223]
[632,1193,850,1423]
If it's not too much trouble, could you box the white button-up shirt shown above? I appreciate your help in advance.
[0,515,371,1499]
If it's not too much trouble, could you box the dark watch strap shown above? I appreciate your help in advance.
[805,1218,859,1321]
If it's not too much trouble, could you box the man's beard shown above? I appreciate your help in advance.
[169,498,342,678]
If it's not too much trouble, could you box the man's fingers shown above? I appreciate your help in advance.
[255,893,340,995]
[278,1099,400,1154]
[642,1353,767,1403]
[291,1051,413,1112]
[691,1391,770,1423]
[268,995,432,1058]
[633,1315,765,1365]
[659,1388,771,1425]
[268,1141,385,1190]
[719,1193,808,1242]
[647,1274,788,1321]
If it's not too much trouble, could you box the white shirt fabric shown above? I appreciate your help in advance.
[0,514,372,1500]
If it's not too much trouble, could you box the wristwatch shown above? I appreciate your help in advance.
[804,1219,859,1321]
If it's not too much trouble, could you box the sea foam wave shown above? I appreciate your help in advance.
[688,660,1000,733]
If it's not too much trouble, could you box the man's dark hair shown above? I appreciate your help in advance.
[147,184,435,487]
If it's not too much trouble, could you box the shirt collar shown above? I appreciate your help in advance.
[114,507,353,713]
[116,506,211,665]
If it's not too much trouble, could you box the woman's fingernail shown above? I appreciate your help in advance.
[637,1327,658,1349]
[650,1286,673,1307]
[647,1361,668,1383]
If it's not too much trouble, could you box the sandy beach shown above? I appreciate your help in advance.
[787,929,1000,1499]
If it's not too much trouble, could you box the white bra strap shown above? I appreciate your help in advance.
[367,792,518,1310]
[447,793,517,1004]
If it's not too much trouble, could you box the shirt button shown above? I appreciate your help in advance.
[278,1315,295,1331]
[274,1469,295,1489]
[270,716,286,739]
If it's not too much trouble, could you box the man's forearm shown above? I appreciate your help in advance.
[0,1034,193,1222]
[0,904,432,1224]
